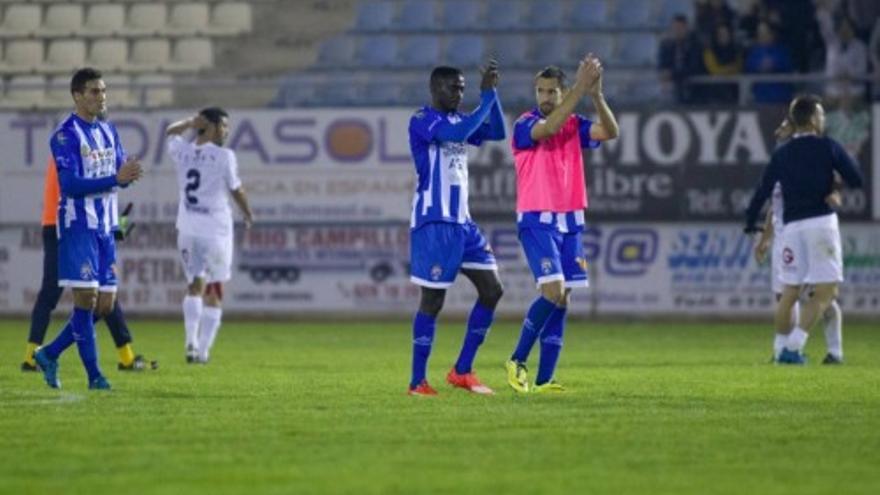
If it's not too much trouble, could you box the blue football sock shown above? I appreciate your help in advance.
[410,312,436,388]
[455,302,494,374]
[511,296,557,363]
[43,319,76,360]
[536,307,567,385]
[71,307,103,382]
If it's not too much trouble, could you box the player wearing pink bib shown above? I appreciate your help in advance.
[505,57,619,393]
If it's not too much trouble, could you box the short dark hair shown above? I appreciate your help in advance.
[534,65,567,88]
[197,107,229,135]
[430,66,463,87]
[790,94,822,127]
[70,67,102,95]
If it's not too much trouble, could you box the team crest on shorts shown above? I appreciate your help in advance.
[80,262,93,280]
[576,257,588,271]
[430,264,443,281]
[782,247,794,264]
[540,258,553,275]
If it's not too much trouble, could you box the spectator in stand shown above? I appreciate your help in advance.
[658,14,705,104]
[696,0,737,42]
[703,24,744,103]
[741,0,822,72]
[816,5,869,105]
[744,22,794,103]
[844,0,880,41]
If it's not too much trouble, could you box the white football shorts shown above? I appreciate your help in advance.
[177,233,233,284]
[779,213,843,286]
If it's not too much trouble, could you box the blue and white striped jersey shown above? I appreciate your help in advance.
[408,105,493,229]
[50,113,126,236]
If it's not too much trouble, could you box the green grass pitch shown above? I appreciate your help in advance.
[1,318,878,495]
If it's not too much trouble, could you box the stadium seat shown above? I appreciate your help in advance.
[314,78,358,106]
[0,75,45,109]
[208,2,252,36]
[39,4,84,37]
[611,0,655,28]
[0,4,41,37]
[444,34,484,68]
[355,1,393,31]
[86,38,128,71]
[133,73,174,107]
[87,39,128,72]
[103,74,137,108]
[362,75,401,106]
[40,39,87,74]
[129,38,171,72]
[575,33,615,63]
[83,4,125,37]
[166,3,210,36]
[526,0,564,30]
[169,38,213,72]
[126,4,168,36]
[488,35,527,69]
[485,0,522,30]
[528,34,569,66]
[569,0,609,28]
[397,35,440,68]
[45,74,72,108]
[658,0,694,25]
[441,0,482,30]
[616,33,658,67]
[0,40,43,75]
[358,35,397,68]
[400,78,430,106]
[398,0,437,31]
[316,36,355,67]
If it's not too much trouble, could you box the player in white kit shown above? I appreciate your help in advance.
[165,108,254,363]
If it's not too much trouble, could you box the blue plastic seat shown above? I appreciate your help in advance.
[611,0,654,28]
[398,35,441,68]
[486,0,522,30]
[574,33,615,63]
[526,0,564,30]
[488,35,528,69]
[358,35,398,68]
[355,1,394,31]
[658,0,694,26]
[442,0,483,30]
[569,0,609,28]
[616,33,658,67]
[316,37,355,67]
[528,34,570,66]
[445,34,485,68]
[398,0,437,31]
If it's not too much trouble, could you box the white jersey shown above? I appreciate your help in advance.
[167,135,242,239]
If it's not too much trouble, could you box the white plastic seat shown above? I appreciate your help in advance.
[40,39,87,74]
[129,38,171,72]
[169,38,213,72]
[0,5,42,37]
[166,3,209,36]
[0,75,46,109]
[39,4,84,37]
[208,2,252,35]
[133,73,174,107]
[87,39,129,72]
[0,40,44,74]
[126,4,167,36]
[45,74,72,107]
[104,74,136,108]
[83,4,125,36]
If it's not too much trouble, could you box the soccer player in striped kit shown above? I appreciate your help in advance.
[506,55,619,393]
[34,67,143,390]
[407,61,506,396]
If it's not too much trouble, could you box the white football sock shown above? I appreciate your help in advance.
[198,306,222,362]
[182,295,203,351]
[823,300,843,359]
[785,327,809,352]
[773,333,787,359]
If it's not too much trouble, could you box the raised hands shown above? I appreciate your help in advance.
[480,58,500,91]
[574,53,603,97]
